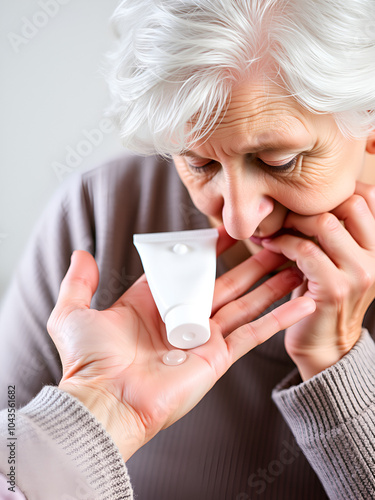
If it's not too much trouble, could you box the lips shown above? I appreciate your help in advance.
[250,228,302,246]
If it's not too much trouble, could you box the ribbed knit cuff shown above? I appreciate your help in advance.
[272,329,375,499]
[20,386,133,500]
[272,329,375,434]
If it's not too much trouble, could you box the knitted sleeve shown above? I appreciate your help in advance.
[0,386,133,499]
[272,329,375,499]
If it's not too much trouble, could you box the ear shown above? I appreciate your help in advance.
[366,130,375,154]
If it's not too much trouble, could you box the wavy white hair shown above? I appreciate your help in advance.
[105,0,375,155]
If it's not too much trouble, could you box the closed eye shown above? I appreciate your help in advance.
[186,160,217,174]
[186,155,299,174]
[257,156,298,172]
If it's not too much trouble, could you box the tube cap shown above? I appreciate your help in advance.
[165,305,211,349]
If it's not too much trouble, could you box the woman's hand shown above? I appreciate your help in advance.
[262,182,375,381]
[47,228,315,461]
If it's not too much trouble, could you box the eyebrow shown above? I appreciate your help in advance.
[181,151,205,158]
[181,133,313,158]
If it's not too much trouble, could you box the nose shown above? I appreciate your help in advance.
[220,170,275,240]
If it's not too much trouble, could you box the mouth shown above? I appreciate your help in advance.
[249,228,288,246]
[250,227,314,248]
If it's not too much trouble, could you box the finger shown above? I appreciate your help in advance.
[282,212,362,267]
[262,234,336,282]
[332,194,375,251]
[212,248,288,313]
[226,297,316,363]
[216,264,304,334]
[213,265,303,335]
[53,250,99,315]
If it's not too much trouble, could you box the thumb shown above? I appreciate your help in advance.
[49,250,99,323]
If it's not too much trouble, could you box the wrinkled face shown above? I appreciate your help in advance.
[173,80,367,242]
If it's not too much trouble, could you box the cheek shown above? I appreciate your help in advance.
[277,177,357,215]
[173,159,223,216]
[187,180,223,217]
[276,148,364,215]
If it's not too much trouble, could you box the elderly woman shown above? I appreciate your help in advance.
[1,0,375,498]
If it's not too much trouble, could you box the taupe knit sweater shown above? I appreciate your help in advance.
[0,387,132,499]
[0,155,375,499]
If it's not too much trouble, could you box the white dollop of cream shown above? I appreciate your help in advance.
[162,349,187,366]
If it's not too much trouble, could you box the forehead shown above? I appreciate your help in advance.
[190,80,317,156]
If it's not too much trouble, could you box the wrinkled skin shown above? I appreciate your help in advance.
[173,80,375,380]
[48,78,375,459]
[48,230,315,460]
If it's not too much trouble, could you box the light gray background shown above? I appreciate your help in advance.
[0,0,124,300]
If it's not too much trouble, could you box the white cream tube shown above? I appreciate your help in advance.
[134,228,219,349]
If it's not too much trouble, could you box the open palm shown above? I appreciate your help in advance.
[47,234,315,461]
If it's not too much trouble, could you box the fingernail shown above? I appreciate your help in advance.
[261,238,276,246]
[304,298,316,314]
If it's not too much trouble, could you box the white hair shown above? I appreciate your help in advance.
[105,0,375,155]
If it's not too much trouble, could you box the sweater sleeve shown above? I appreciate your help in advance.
[0,386,133,499]
[272,328,375,500]
[0,171,96,408]
[0,154,173,410]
